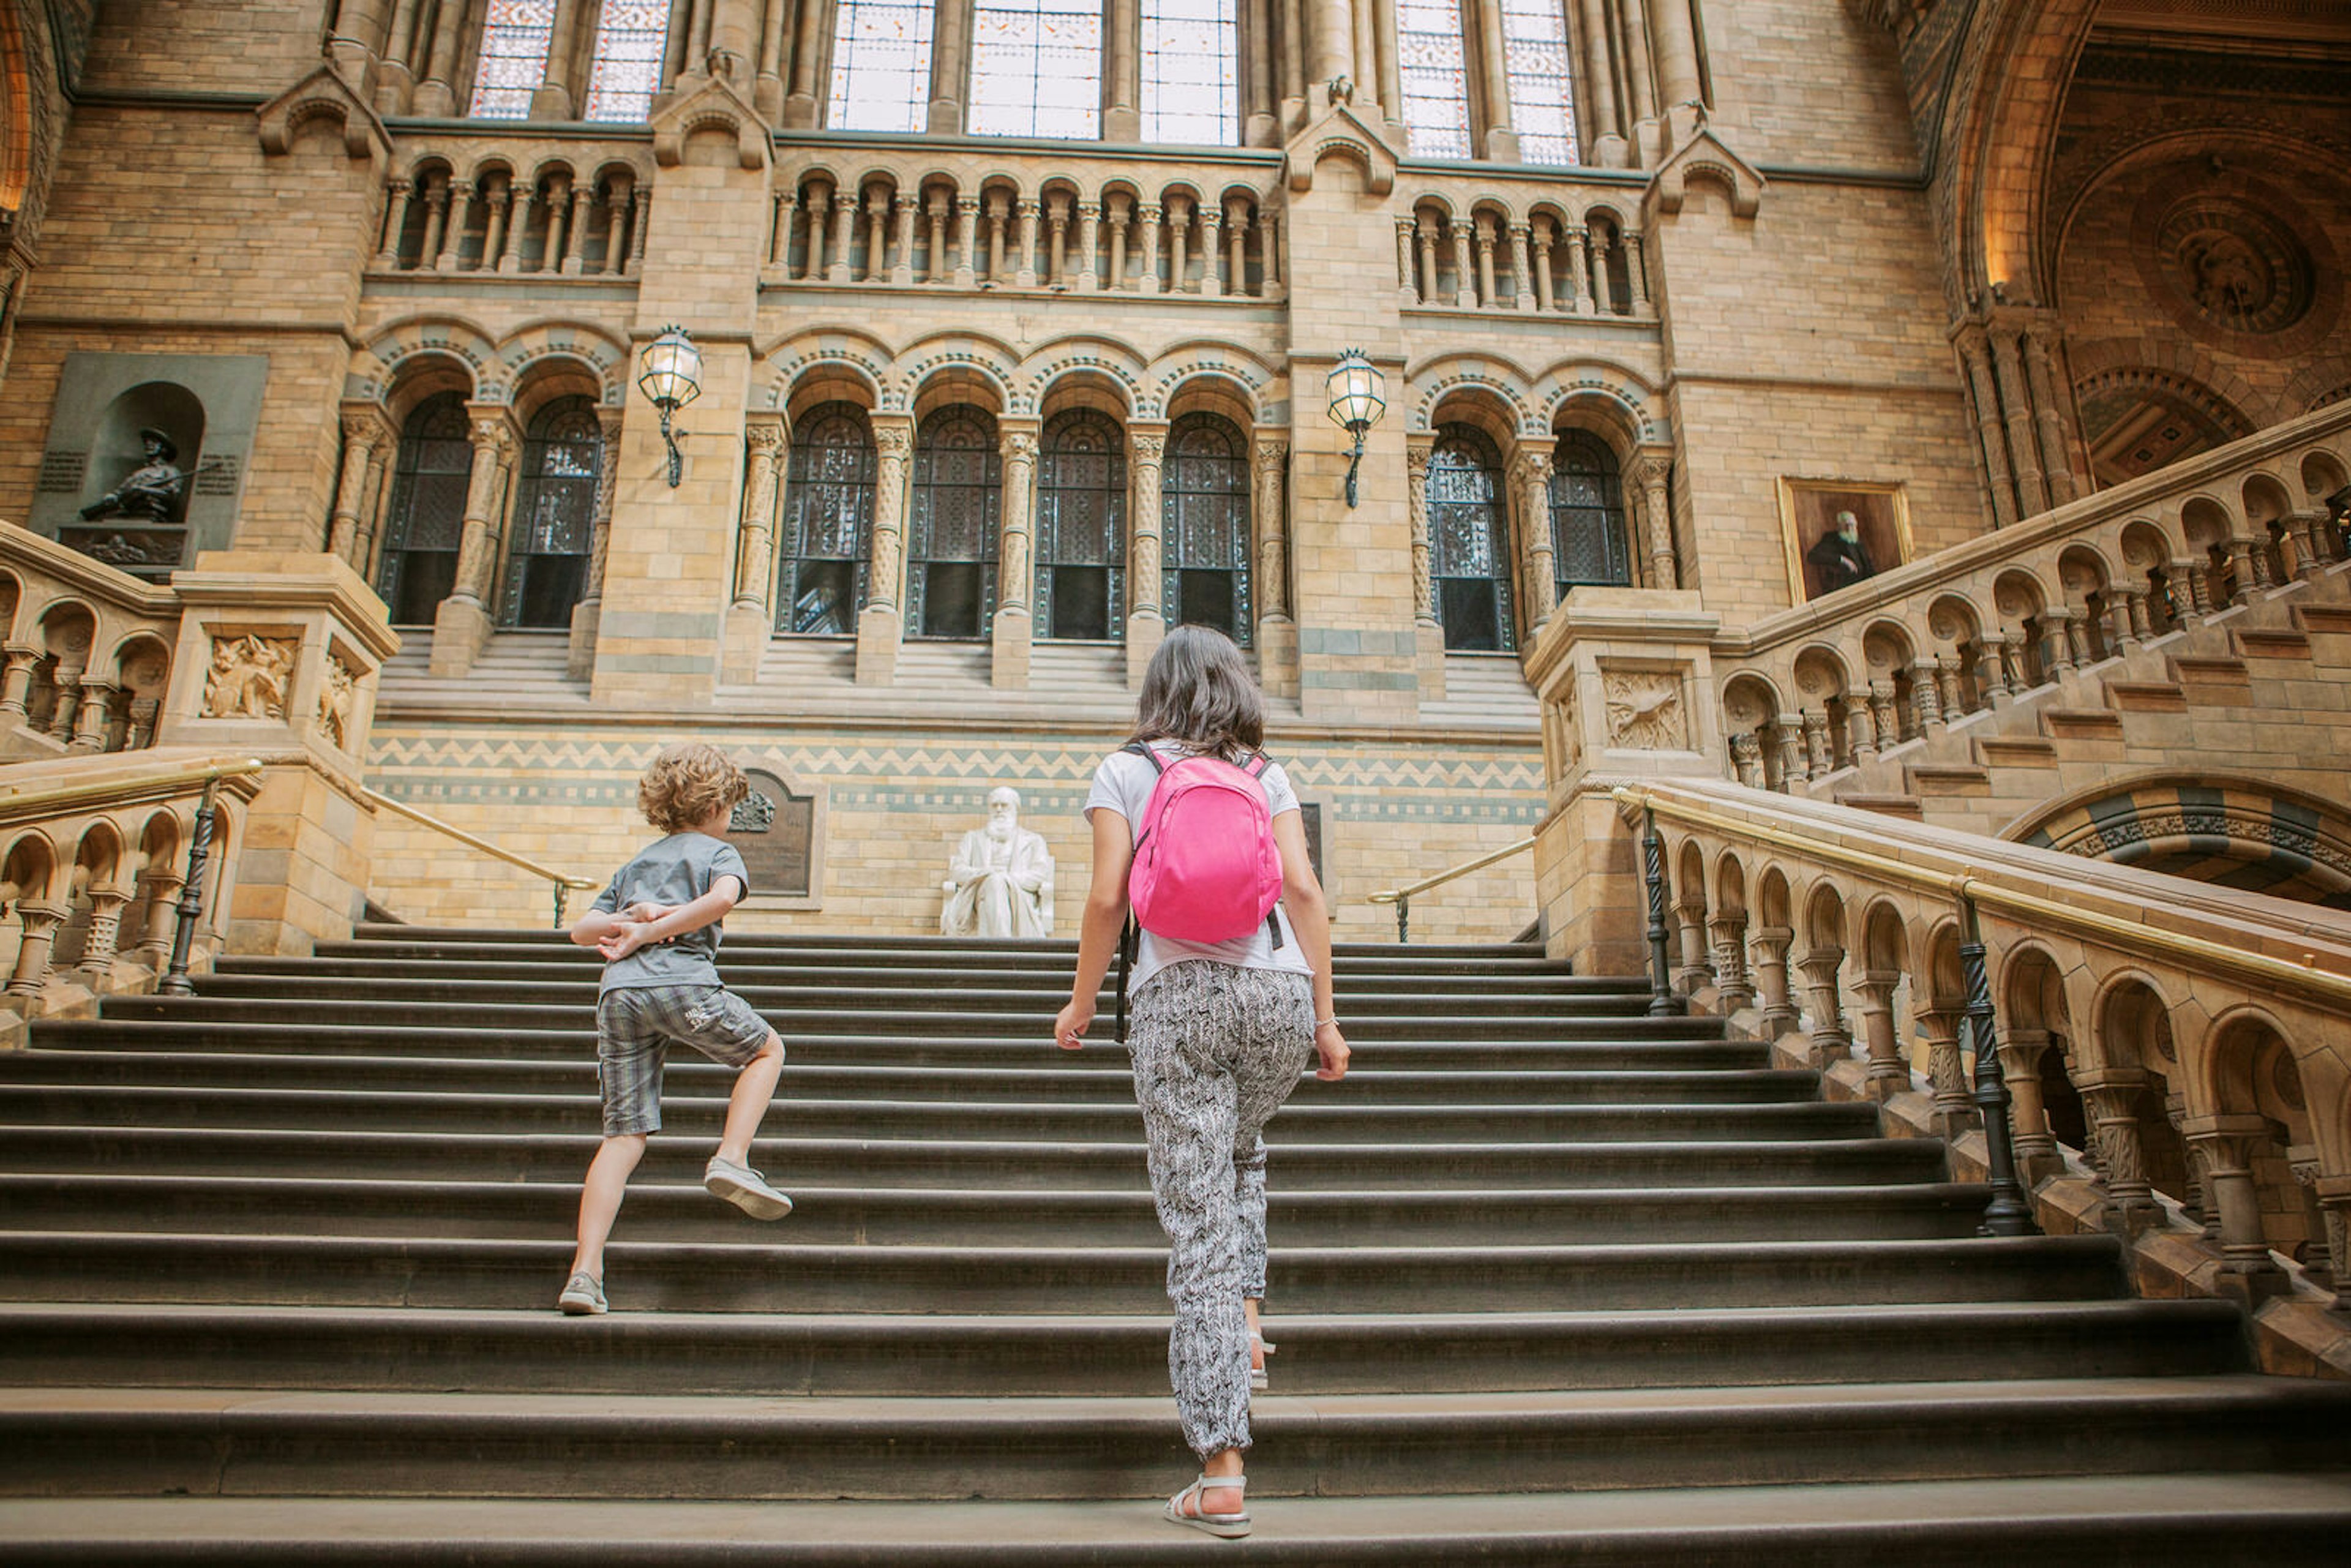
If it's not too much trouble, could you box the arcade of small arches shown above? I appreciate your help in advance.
[375,152,651,277]
[0,798,233,1003]
[1649,831,2351,1290]
[0,574,174,759]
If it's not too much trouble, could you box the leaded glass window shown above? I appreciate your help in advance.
[376,392,474,627]
[908,407,1001,639]
[1161,413,1251,645]
[827,0,936,132]
[470,0,557,119]
[1035,409,1125,640]
[583,0,675,123]
[776,403,876,636]
[1398,0,1472,160]
[499,396,603,629]
[1502,0,1578,165]
[1427,424,1515,651]
[1550,429,1629,593]
[1141,0,1238,146]
[970,0,1101,139]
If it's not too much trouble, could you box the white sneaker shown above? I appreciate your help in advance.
[557,1271,606,1315]
[704,1156,792,1220]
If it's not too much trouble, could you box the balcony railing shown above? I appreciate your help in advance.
[0,524,179,760]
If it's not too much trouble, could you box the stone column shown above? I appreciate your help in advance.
[800,183,831,280]
[1242,0,1277,145]
[1976,629,2012,705]
[1626,232,1652,310]
[1166,197,1193,292]
[1450,219,1475,309]
[1515,451,1557,631]
[1707,916,1752,1009]
[1076,200,1101,291]
[1852,969,1907,1097]
[1254,437,1295,696]
[1918,1007,1974,1137]
[1630,453,1675,589]
[1670,895,1711,996]
[410,0,468,115]
[1046,195,1070,288]
[418,175,452,269]
[955,195,981,287]
[2184,1119,2290,1300]
[1575,0,1619,155]
[1279,0,1307,130]
[1393,217,1419,301]
[1472,0,1518,160]
[5,901,68,995]
[1619,0,1657,132]
[2079,1075,2159,1233]
[1988,327,2048,517]
[1126,425,1168,688]
[768,190,797,271]
[1013,198,1040,288]
[927,192,953,283]
[1846,687,1879,764]
[530,0,589,117]
[1106,193,1133,289]
[432,409,517,678]
[1195,202,1223,298]
[756,0,791,115]
[830,187,857,283]
[1530,219,1556,310]
[2313,1178,2351,1315]
[130,868,182,970]
[629,190,653,272]
[1407,436,1443,700]
[75,885,130,977]
[866,191,894,283]
[993,425,1039,690]
[2022,327,2079,505]
[126,697,161,752]
[1769,715,1804,790]
[1106,0,1141,140]
[1796,948,1850,1068]
[1473,215,1498,307]
[857,418,915,686]
[482,175,516,272]
[1415,216,1440,302]
[785,0,826,124]
[375,178,413,268]
[893,195,919,287]
[1910,657,1944,732]
[1952,326,2017,529]
[329,413,388,563]
[1138,201,1164,294]
[1995,1027,2061,1182]
[1507,222,1535,312]
[1586,227,1613,313]
[722,418,788,683]
[69,677,116,751]
[2169,555,2211,620]
[375,0,427,108]
[566,406,626,679]
[1561,224,1588,313]
[929,0,973,131]
[1262,208,1286,296]
[1748,925,1798,1038]
[2230,533,2268,598]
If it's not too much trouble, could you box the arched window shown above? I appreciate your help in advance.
[1036,409,1127,640]
[375,391,474,627]
[827,0,936,132]
[1398,0,1472,159]
[470,1,557,119]
[499,396,603,629]
[1427,423,1514,651]
[583,1,677,123]
[776,403,877,636]
[1161,413,1252,644]
[970,0,1101,138]
[909,407,1001,639]
[1142,0,1239,145]
[1550,429,1630,593]
[1501,0,1578,165]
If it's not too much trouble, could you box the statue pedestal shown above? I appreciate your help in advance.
[991,610,1031,691]
[429,595,493,678]
[855,605,901,686]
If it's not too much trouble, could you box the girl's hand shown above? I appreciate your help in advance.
[1313,1019,1350,1081]
[1053,998,1093,1051]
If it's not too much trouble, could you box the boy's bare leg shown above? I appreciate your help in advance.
[568,1133,647,1280]
[714,1035,785,1168]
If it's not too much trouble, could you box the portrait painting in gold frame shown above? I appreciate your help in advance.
[1777,479,1914,605]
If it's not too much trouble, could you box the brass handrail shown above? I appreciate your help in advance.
[361,786,600,929]
[1367,835,1537,943]
[1612,784,2351,1011]
[0,757,264,821]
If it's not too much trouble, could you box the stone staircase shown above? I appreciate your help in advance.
[1817,569,2351,856]
[0,929,2346,1561]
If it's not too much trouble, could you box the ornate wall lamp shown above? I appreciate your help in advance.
[636,324,703,487]
[1325,347,1386,508]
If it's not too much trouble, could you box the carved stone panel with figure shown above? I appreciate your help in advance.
[728,768,816,899]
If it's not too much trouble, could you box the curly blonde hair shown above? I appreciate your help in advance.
[638,743,749,835]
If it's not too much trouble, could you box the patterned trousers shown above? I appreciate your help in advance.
[1126,961,1315,1458]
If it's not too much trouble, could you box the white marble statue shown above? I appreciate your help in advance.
[940,786,1054,938]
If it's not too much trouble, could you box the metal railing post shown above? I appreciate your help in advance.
[1961,892,2040,1236]
[155,777,220,997]
[1641,806,1678,1016]
[1395,893,1409,943]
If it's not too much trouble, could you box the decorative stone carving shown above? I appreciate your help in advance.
[1602,670,1685,751]
[317,652,359,751]
[201,634,298,721]
[940,787,1054,939]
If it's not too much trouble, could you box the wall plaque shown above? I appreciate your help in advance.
[37,452,87,493]
[729,768,814,898]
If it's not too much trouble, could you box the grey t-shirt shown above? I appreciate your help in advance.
[590,831,751,993]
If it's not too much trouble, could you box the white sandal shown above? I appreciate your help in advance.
[1164,1472,1250,1539]
[1250,1330,1275,1392]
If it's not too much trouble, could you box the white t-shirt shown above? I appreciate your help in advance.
[1084,741,1314,998]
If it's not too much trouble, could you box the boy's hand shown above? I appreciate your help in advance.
[1052,998,1092,1051]
[622,901,674,924]
[597,920,650,961]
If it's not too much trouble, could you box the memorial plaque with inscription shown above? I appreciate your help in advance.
[37,452,88,493]
[728,768,814,897]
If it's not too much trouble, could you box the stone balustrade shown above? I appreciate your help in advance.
[372,140,656,277]
[765,142,1288,301]
[1397,173,1655,320]
[1614,773,2351,1316]
[0,524,180,762]
[1708,403,2351,789]
[0,749,265,1029]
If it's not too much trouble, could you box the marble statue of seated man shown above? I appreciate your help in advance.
[940,786,1054,939]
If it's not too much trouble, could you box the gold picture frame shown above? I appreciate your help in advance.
[1777,478,1914,605]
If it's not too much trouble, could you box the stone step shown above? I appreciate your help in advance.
[0,1084,1885,1144]
[0,1292,2221,1397]
[2233,627,2314,661]
[0,1125,1952,1189]
[2167,653,2254,692]
[1905,763,1993,797]
[2294,602,2351,637]
[341,926,1551,965]
[2038,708,2126,743]
[1971,737,2060,770]
[2104,680,2191,713]
[0,1175,2000,1245]
[4,1376,2341,1501]
[7,1474,2347,1567]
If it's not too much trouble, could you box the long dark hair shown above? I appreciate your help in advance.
[1127,624,1264,762]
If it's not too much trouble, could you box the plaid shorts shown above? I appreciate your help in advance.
[595,984,778,1138]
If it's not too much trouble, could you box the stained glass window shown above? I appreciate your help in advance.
[1398,0,1472,160]
[970,0,1101,140]
[828,0,936,132]
[1502,0,1578,165]
[1550,430,1629,593]
[1161,413,1252,645]
[500,397,604,628]
[470,0,557,120]
[1426,424,1514,651]
[908,407,1002,639]
[377,392,474,627]
[1141,0,1238,146]
[777,403,876,636]
[1036,410,1125,640]
[583,0,676,123]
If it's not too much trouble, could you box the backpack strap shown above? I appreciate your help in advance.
[1115,914,1137,1043]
